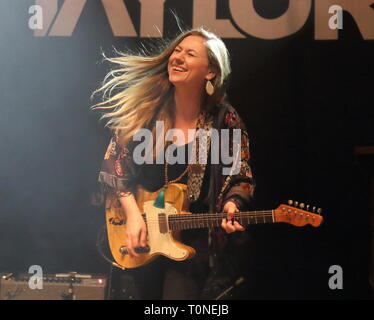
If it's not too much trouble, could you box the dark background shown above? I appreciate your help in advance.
[0,0,373,299]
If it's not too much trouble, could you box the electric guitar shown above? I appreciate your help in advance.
[105,183,323,269]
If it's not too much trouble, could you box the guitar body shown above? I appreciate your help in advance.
[106,183,196,269]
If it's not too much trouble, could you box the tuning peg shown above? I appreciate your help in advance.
[312,206,316,212]
[288,200,293,206]
[317,208,322,215]
[306,204,310,211]
[294,201,299,207]
[300,203,305,209]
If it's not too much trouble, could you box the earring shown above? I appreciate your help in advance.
[205,80,214,96]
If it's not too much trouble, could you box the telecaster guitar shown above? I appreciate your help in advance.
[105,183,323,269]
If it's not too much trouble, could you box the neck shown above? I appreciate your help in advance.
[173,86,204,124]
[167,210,275,231]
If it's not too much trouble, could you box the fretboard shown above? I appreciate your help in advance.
[167,211,274,231]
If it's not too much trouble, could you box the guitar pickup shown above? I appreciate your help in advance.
[119,246,150,255]
[158,213,168,233]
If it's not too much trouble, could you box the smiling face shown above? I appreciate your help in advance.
[167,35,216,90]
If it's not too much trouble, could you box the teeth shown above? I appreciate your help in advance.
[173,67,186,72]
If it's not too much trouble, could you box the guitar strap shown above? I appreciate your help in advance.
[186,112,214,202]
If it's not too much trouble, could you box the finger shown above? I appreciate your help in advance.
[227,209,235,220]
[221,218,233,233]
[127,236,139,258]
[131,233,140,248]
[140,228,148,247]
[126,238,136,258]
[226,220,236,233]
[221,218,227,230]
[129,247,139,258]
[233,221,245,231]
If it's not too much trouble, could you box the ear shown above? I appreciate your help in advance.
[205,70,216,81]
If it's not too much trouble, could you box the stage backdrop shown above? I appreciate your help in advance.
[0,0,373,299]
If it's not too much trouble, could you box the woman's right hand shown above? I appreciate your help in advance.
[125,212,148,258]
[118,193,148,258]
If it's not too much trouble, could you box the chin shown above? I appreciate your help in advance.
[169,77,184,86]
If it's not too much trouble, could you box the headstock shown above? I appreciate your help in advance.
[274,200,323,227]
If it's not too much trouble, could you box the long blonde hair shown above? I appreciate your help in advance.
[91,27,231,148]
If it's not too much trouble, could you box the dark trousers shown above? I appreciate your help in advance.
[117,258,206,300]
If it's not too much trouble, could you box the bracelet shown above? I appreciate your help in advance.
[116,190,132,198]
[223,196,243,211]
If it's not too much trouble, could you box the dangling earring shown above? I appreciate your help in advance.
[205,80,214,96]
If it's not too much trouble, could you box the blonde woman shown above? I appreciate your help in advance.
[93,28,254,299]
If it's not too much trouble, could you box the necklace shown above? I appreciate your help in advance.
[163,112,205,189]
[164,156,191,189]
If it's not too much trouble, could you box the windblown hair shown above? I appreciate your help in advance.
[91,27,231,148]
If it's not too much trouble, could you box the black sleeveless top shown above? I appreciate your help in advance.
[135,141,211,214]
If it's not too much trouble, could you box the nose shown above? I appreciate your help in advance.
[173,51,185,64]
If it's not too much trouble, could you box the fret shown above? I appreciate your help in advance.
[167,210,275,231]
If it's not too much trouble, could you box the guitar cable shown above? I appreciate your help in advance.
[96,224,126,300]
[96,224,125,270]
[214,277,245,300]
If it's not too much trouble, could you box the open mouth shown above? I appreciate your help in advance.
[171,66,187,72]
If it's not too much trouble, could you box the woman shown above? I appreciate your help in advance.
[93,28,254,299]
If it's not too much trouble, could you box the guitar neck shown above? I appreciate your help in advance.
[167,210,275,231]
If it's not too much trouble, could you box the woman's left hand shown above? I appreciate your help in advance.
[221,201,245,233]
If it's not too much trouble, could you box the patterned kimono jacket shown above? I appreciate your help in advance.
[97,101,254,215]
[98,102,254,284]
[96,100,255,296]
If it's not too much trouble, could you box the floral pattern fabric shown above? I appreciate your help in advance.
[97,102,255,211]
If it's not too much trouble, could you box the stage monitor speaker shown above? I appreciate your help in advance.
[0,273,108,300]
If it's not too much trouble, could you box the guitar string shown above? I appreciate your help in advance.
[130,211,275,222]
[112,213,276,226]
[152,212,275,221]
[113,211,314,227]
[136,213,276,227]
[140,212,315,228]
[115,211,311,223]
[140,210,274,219]
[136,211,275,222]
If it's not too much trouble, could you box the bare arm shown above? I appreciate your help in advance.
[118,193,148,258]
